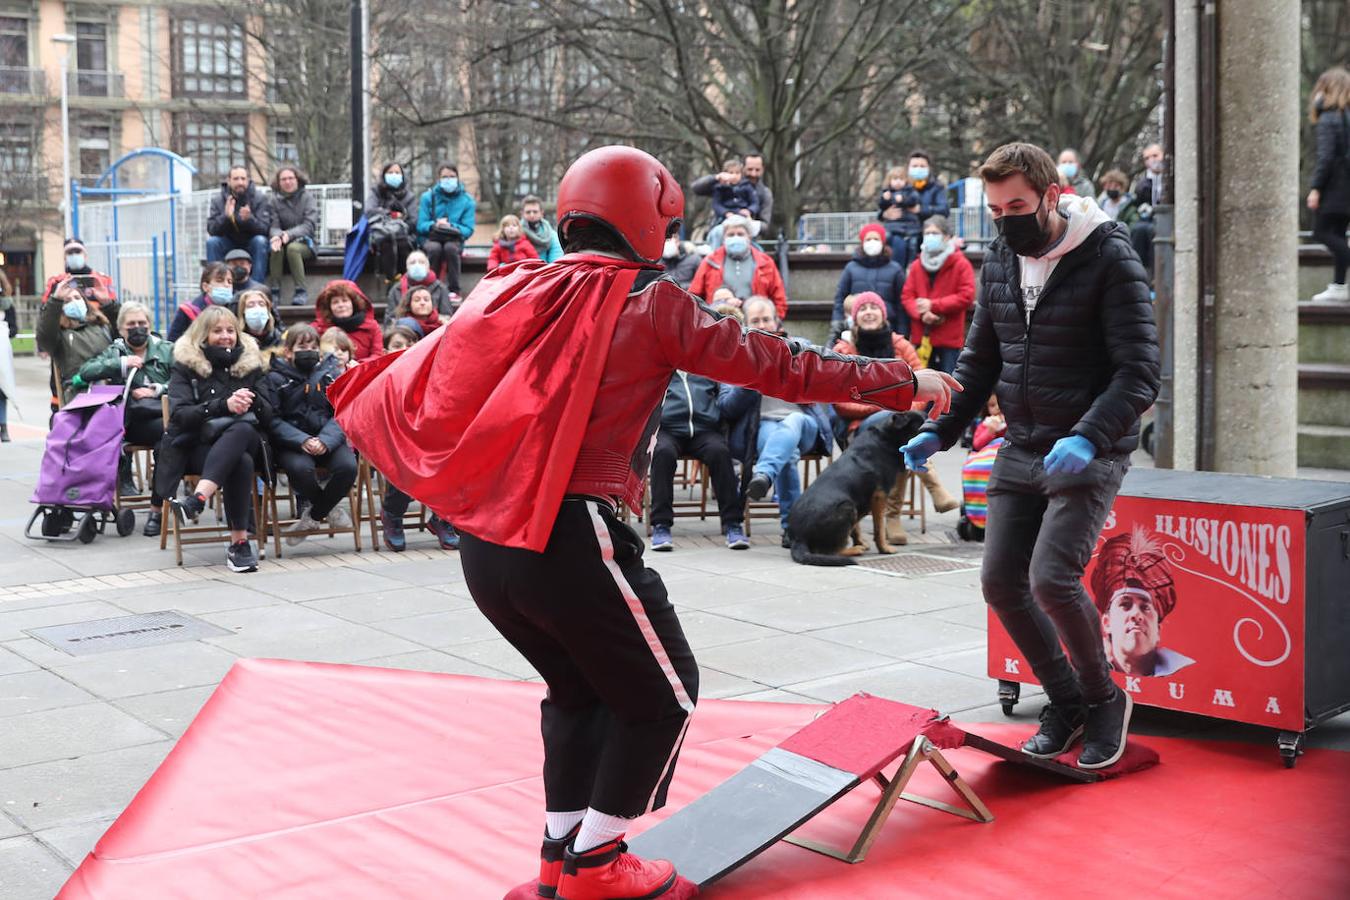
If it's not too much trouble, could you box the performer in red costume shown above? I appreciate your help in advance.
[331,146,959,900]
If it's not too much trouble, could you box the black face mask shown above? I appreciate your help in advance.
[293,349,321,372]
[205,343,243,369]
[230,266,249,285]
[126,326,150,347]
[995,192,1053,257]
[1106,188,1122,200]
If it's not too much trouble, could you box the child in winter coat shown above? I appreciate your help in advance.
[393,285,444,335]
[711,158,759,221]
[487,215,540,269]
[319,326,356,371]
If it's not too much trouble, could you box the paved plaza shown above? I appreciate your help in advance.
[1,355,1347,898]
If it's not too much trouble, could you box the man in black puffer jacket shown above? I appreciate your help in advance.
[903,143,1159,772]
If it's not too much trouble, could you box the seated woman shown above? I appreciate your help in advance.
[832,292,957,546]
[311,280,384,362]
[320,326,357,370]
[165,307,273,573]
[384,249,450,326]
[75,301,175,535]
[37,278,113,406]
[264,325,357,544]
[167,262,235,342]
[237,289,285,366]
[392,284,443,335]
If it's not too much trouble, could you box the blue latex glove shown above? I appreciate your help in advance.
[1043,435,1096,475]
[901,432,942,473]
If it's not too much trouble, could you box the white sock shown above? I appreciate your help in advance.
[545,809,585,841]
[573,809,634,852]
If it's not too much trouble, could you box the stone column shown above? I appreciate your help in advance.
[1169,0,1199,471]
[1211,0,1300,476]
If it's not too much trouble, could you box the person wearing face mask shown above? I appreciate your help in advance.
[1129,143,1165,278]
[164,306,273,573]
[263,324,357,542]
[36,278,113,406]
[831,222,907,342]
[76,301,175,533]
[1056,148,1095,197]
[206,165,273,281]
[487,214,540,268]
[236,289,284,365]
[366,162,418,283]
[268,166,319,307]
[901,142,1159,771]
[223,249,268,296]
[877,152,950,269]
[688,215,787,319]
[384,250,451,326]
[311,279,385,362]
[1095,169,1141,227]
[167,262,236,342]
[660,236,700,289]
[416,163,477,296]
[900,215,976,375]
[40,238,119,321]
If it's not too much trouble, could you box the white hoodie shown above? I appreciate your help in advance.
[1018,194,1113,323]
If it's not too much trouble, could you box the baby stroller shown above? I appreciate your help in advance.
[26,383,138,543]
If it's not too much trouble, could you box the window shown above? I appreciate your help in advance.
[78,123,111,180]
[0,120,41,198]
[273,127,298,165]
[74,21,110,96]
[0,16,30,93]
[173,18,245,97]
[176,116,247,184]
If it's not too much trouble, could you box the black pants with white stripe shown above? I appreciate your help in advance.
[458,498,699,818]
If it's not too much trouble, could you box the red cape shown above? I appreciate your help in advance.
[329,256,649,552]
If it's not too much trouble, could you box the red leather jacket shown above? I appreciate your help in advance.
[567,273,918,506]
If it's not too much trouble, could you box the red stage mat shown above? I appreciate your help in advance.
[60,660,1350,899]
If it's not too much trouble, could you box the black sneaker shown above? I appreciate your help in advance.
[1021,701,1087,759]
[1078,686,1134,770]
[142,510,162,537]
[226,539,259,573]
[170,492,206,525]
[746,473,772,502]
[381,510,406,552]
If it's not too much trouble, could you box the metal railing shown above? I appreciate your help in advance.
[797,206,996,252]
[69,69,124,99]
[0,66,47,96]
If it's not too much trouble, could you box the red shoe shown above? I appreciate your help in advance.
[537,825,579,899]
[556,838,677,900]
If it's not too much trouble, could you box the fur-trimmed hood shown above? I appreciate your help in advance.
[173,332,265,379]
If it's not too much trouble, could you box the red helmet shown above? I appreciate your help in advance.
[557,146,684,264]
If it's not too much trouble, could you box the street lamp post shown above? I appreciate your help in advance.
[51,32,76,239]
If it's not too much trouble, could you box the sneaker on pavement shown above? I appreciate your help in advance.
[725,524,749,550]
[285,512,321,546]
[556,838,677,900]
[1078,686,1134,770]
[1022,701,1086,758]
[429,516,459,550]
[651,524,673,551]
[381,510,406,552]
[746,473,772,502]
[326,504,353,529]
[142,509,162,537]
[226,539,259,573]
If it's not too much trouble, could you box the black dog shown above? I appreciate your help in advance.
[788,411,924,566]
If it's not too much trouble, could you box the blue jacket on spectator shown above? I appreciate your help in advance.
[661,371,722,440]
[831,250,908,335]
[417,183,477,242]
[718,385,832,465]
[712,180,760,220]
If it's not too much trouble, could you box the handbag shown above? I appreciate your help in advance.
[200,412,258,443]
[429,222,462,242]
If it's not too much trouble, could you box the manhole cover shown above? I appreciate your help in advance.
[26,610,229,657]
[914,543,986,560]
[854,553,981,577]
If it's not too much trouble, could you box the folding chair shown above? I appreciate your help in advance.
[268,463,363,555]
[898,470,927,534]
[743,452,827,537]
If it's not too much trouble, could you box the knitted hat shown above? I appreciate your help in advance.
[852,292,888,322]
[859,223,887,244]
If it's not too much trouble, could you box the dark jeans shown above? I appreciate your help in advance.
[188,421,260,530]
[423,239,463,293]
[1130,219,1155,282]
[649,429,743,530]
[980,442,1128,706]
[929,345,961,374]
[1312,211,1350,284]
[277,445,357,519]
[459,499,697,818]
[124,415,165,504]
[371,233,413,281]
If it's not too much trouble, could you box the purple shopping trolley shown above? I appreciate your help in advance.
[25,383,138,543]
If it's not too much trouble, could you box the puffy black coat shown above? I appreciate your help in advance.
[263,354,347,451]
[1310,108,1350,215]
[660,371,721,439]
[831,251,907,334]
[165,334,274,449]
[923,223,1159,456]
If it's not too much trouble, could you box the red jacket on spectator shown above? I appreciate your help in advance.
[688,245,788,319]
[487,235,540,269]
[900,250,976,349]
[831,333,923,429]
[311,282,386,362]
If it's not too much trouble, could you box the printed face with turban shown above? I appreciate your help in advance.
[1091,526,1190,677]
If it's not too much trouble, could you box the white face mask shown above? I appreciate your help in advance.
[663,238,680,258]
[862,239,883,257]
